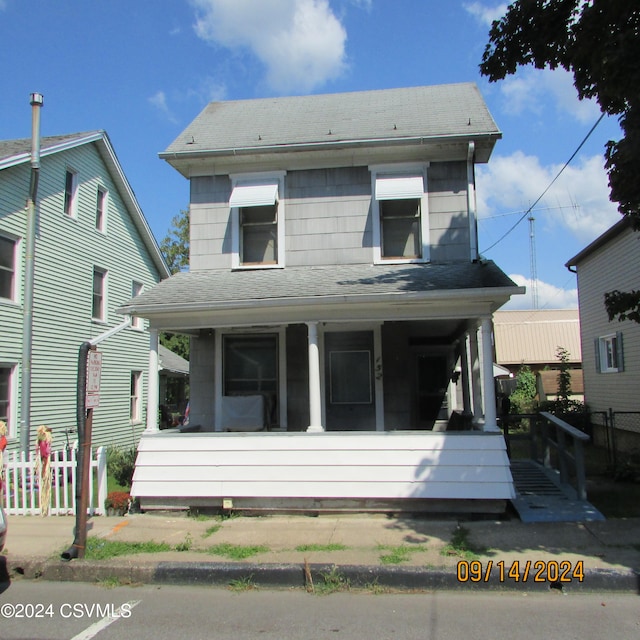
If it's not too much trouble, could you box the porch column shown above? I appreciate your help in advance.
[459,336,472,415]
[306,322,324,432]
[480,316,499,432]
[146,329,160,432]
[468,323,483,422]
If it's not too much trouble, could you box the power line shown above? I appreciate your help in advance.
[480,112,605,254]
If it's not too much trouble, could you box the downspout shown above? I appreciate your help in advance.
[20,93,44,455]
[62,316,131,561]
[467,141,478,262]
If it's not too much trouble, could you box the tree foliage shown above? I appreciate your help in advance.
[509,365,538,414]
[160,209,190,274]
[480,1,640,323]
[159,209,190,359]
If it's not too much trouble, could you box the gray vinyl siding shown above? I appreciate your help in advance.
[428,161,470,262]
[189,162,471,270]
[576,225,640,413]
[0,142,163,451]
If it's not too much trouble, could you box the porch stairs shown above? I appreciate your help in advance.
[509,459,605,523]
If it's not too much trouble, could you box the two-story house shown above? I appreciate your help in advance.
[0,131,169,453]
[122,83,524,513]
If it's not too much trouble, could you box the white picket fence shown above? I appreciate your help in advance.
[2,447,107,516]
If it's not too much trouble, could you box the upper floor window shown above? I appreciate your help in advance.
[596,333,624,373]
[0,234,17,301]
[96,187,107,232]
[370,165,429,264]
[229,173,285,269]
[92,267,107,321]
[64,169,78,217]
[131,281,144,330]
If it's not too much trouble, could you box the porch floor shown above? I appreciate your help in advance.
[510,459,605,523]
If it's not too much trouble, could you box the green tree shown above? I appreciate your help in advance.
[509,365,538,414]
[480,1,640,323]
[555,346,572,412]
[159,209,190,359]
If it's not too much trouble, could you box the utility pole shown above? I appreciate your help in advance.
[20,93,44,454]
[528,214,538,310]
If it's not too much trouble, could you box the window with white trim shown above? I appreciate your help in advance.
[0,234,17,301]
[131,281,144,330]
[370,165,429,263]
[230,173,285,268]
[130,370,142,422]
[64,169,78,217]
[92,267,107,321]
[96,186,107,232]
[0,364,17,438]
[596,333,624,373]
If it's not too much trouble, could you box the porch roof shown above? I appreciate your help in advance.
[119,261,522,326]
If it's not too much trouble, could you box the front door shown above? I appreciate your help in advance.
[324,331,376,431]
[414,354,449,429]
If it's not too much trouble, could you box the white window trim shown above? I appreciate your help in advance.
[597,333,623,373]
[214,327,288,431]
[0,362,18,440]
[130,370,143,423]
[0,232,20,304]
[92,267,108,323]
[131,281,144,330]
[370,163,430,264]
[229,171,286,270]
[96,186,108,233]
[64,168,79,218]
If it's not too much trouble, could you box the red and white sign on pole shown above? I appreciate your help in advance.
[86,351,102,409]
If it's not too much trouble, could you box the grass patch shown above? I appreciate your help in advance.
[205,543,270,560]
[377,544,427,565]
[202,524,222,539]
[85,536,171,560]
[440,526,484,561]
[174,533,193,552]
[314,566,350,595]
[295,543,348,552]
[228,575,257,592]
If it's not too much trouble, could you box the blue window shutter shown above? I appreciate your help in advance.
[616,331,624,372]
[594,338,601,373]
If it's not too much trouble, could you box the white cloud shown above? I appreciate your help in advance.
[503,274,578,311]
[477,151,619,243]
[190,0,348,93]
[499,67,600,125]
[148,91,178,124]
[464,2,508,26]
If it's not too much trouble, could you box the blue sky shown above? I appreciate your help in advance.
[1,0,623,309]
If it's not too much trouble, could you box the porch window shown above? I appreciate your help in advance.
[223,335,278,395]
[230,174,285,268]
[329,350,372,404]
[0,235,17,301]
[0,366,11,431]
[130,370,142,422]
[371,166,429,263]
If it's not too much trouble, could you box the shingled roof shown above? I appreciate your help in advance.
[161,83,501,170]
[120,261,518,316]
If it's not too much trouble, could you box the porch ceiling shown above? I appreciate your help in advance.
[118,261,523,330]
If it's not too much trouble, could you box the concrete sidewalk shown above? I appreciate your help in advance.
[2,512,639,592]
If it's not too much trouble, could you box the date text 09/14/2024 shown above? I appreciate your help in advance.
[457,560,585,583]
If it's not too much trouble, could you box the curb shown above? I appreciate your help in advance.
[4,556,639,593]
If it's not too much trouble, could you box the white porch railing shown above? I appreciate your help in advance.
[1,447,107,516]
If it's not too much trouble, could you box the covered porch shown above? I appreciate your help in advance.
[122,262,523,512]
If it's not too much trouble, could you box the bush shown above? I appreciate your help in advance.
[106,447,137,489]
[105,491,131,512]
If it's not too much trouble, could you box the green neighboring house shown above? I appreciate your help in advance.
[0,131,169,453]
